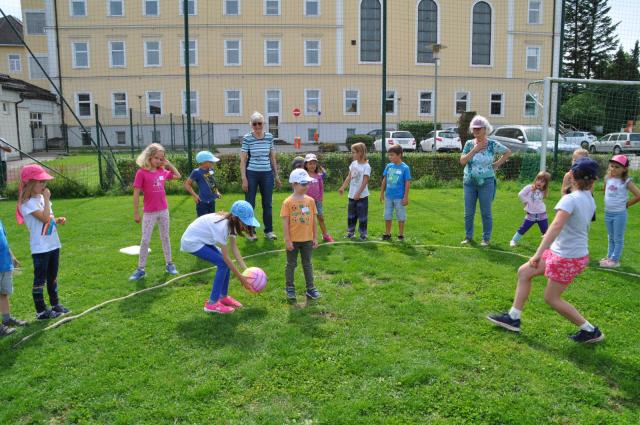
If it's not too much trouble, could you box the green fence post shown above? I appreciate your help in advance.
[95,104,103,189]
[170,113,175,151]
[183,0,193,166]
[129,108,135,159]
[380,0,388,175]
[182,115,186,151]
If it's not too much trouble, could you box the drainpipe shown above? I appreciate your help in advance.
[14,93,25,160]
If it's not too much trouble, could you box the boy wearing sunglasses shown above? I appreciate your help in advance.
[280,169,321,302]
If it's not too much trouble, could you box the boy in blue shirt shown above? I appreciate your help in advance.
[380,145,412,241]
[184,151,222,217]
[0,218,26,336]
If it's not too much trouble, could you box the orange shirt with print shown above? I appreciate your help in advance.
[280,195,317,242]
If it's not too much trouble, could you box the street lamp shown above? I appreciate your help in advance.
[432,43,446,132]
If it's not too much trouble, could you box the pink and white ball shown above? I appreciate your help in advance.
[242,267,268,293]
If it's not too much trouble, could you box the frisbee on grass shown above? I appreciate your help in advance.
[119,245,151,256]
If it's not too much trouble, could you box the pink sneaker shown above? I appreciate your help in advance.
[600,259,620,268]
[203,300,235,314]
[322,234,335,243]
[220,296,243,308]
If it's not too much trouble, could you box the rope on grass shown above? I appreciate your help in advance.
[13,242,639,348]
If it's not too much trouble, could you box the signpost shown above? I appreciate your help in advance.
[292,108,301,149]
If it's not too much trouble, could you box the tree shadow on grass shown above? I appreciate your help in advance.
[0,321,48,372]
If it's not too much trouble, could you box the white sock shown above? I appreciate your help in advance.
[580,321,595,332]
[508,307,522,320]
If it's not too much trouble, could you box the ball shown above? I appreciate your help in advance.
[242,267,268,293]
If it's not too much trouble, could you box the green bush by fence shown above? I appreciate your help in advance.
[345,134,375,150]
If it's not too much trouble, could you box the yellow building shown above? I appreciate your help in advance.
[0,16,29,81]
[21,0,561,146]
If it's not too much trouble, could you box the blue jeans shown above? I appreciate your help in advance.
[191,245,230,303]
[463,178,496,241]
[196,200,215,217]
[245,170,274,234]
[605,210,628,261]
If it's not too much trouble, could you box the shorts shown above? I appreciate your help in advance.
[315,200,324,216]
[542,249,589,284]
[0,271,13,295]
[384,198,406,221]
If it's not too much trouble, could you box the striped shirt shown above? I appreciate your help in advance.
[242,132,274,172]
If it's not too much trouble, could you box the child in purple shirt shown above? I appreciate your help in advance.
[304,153,333,242]
[510,171,551,247]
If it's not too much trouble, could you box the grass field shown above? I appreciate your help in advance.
[0,185,639,424]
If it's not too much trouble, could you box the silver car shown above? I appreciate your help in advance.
[563,131,597,149]
[588,132,640,154]
[490,125,573,153]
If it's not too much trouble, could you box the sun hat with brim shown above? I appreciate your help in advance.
[609,154,629,168]
[571,157,599,180]
[195,151,220,164]
[20,164,54,183]
[289,168,315,184]
[470,116,490,129]
[230,200,260,228]
[304,153,318,162]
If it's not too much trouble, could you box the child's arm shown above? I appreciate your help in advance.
[529,210,571,267]
[29,189,52,224]
[338,171,351,196]
[183,178,200,203]
[282,216,293,251]
[9,248,19,268]
[561,172,571,195]
[312,213,318,248]
[402,180,410,206]
[380,176,387,203]
[354,175,369,200]
[518,185,531,204]
[626,180,640,208]
[270,149,282,189]
[163,159,181,179]
[133,187,142,223]
[220,240,250,288]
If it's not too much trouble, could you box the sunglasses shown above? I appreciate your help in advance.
[252,122,264,127]
[298,182,309,186]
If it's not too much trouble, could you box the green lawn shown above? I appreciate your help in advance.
[0,186,638,424]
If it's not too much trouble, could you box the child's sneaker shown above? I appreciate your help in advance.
[285,287,297,300]
[36,309,61,321]
[0,323,16,337]
[3,317,27,327]
[600,259,620,268]
[322,234,334,243]
[246,234,258,242]
[220,296,243,309]
[305,287,322,300]
[461,238,472,245]
[509,240,517,247]
[397,235,405,242]
[52,304,70,315]
[129,268,146,281]
[381,234,392,241]
[203,300,234,314]
[480,240,490,247]
[570,327,604,344]
[165,263,179,275]
[487,313,521,332]
[359,235,367,241]
[345,232,355,239]
[265,232,278,241]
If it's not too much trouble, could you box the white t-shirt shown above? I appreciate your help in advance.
[20,195,62,254]
[180,213,233,253]
[348,160,371,199]
[604,177,630,213]
[550,190,595,258]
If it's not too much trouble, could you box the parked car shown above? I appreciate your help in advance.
[366,128,396,140]
[587,132,640,154]
[490,125,573,153]
[372,131,416,152]
[563,131,597,149]
[419,130,462,152]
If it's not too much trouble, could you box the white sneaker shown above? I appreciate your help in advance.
[265,232,277,241]
[509,240,517,247]
[480,240,490,247]
[460,238,472,245]
[246,234,258,242]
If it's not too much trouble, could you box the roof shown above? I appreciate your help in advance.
[0,73,57,102]
[0,16,23,46]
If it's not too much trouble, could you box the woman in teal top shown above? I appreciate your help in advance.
[459,116,512,246]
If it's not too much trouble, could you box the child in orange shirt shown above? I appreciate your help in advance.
[280,169,320,302]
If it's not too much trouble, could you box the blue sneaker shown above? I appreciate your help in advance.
[129,268,146,281]
[570,327,604,344]
[305,287,322,300]
[165,263,179,275]
[487,312,521,332]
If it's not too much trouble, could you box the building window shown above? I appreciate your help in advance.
[8,54,21,72]
[266,90,281,115]
[305,0,319,16]
[526,46,541,71]
[224,40,241,66]
[229,128,240,144]
[70,0,87,16]
[347,128,356,138]
[307,128,317,142]
[112,92,128,117]
[455,91,470,114]
[264,0,280,15]
[30,113,43,140]
[419,90,433,115]
[490,93,503,116]
[360,0,381,62]
[344,90,359,114]
[144,40,161,67]
[305,89,320,115]
[528,0,542,24]
[471,1,492,66]
[108,0,124,16]
[385,90,396,114]
[143,0,159,16]
[25,12,46,34]
[182,90,199,116]
[76,93,92,118]
[179,0,196,15]
[524,93,537,117]
[417,0,437,64]
[116,131,127,144]
[180,40,198,66]
[72,42,89,68]
[224,0,239,15]
[147,91,162,115]
[28,54,48,79]
[264,40,281,66]
[304,40,320,66]
[109,41,126,67]
[225,90,242,115]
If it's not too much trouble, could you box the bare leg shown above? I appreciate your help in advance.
[513,260,546,310]
[318,214,328,236]
[0,294,9,316]
[385,220,392,235]
[544,280,587,326]
[398,221,405,236]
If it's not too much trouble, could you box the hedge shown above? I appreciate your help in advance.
[345,134,374,150]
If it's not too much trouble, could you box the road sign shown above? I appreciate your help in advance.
[292,108,301,117]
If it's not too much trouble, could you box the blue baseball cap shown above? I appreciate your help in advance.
[571,157,599,180]
[195,151,220,164]
[230,200,260,228]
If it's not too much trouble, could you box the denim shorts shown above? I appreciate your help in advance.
[384,198,406,221]
[315,200,324,216]
[0,271,13,295]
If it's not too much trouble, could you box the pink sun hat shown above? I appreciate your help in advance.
[609,154,629,168]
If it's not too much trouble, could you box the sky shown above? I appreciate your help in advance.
[0,0,638,50]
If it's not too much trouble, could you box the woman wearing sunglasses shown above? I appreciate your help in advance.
[240,111,282,241]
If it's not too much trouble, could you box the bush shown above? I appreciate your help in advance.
[318,143,338,153]
[398,121,436,142]
[345,134,374,150]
